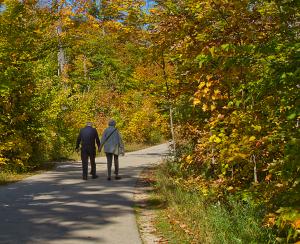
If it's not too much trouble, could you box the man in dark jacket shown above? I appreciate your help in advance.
[76,122,101,180]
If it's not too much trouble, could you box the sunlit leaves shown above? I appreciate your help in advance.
[149,0,299,241]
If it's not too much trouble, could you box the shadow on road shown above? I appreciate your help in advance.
[0,162,150,243]
[0,143,170,243]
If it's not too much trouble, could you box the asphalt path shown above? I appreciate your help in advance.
[0,143,169,244]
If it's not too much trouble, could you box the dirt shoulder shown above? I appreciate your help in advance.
[134,167,167,244]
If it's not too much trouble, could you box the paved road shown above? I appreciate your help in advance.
[0,144,169,244]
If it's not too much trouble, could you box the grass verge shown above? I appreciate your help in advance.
[0,162,56,186]
[0,171,35,185]
[152,162,276,244]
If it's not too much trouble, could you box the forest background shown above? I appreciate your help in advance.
[0,0,299,242]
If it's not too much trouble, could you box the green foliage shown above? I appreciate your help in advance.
[0,0,57,171]
[148,0,300,241]
[0,0,168,172]
[1,0,298,241]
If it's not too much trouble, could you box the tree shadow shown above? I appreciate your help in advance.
[0,162,151,243]
[134,166,167,212]
[0,144,169,243]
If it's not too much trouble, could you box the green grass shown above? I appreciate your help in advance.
[124,142,153,152]
[0,171,34,185]
[0,162,56,186]
[152,162,277,244]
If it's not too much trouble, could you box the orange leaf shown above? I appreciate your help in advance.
[294,219,300,229]
[265,174,272,181]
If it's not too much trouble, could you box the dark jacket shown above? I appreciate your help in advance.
[76,126,100,152]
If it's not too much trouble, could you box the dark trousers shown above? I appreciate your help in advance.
[81,149,96,179]
[105,153,119,178]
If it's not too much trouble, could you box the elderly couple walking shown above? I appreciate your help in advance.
[75,119,124,181]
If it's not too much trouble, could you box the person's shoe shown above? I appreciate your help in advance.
[83,176,87,180]
[115,176,121,180]
[92,175,98,179]
[89,171,92,175]
[107,177,111,181]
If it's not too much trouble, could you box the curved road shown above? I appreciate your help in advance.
[0,144,169,244]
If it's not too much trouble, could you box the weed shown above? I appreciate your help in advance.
[153,162,277,244]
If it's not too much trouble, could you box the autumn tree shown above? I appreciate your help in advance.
[147,0,299,240]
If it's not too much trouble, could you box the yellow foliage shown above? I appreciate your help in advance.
[214,89,221,95]
[209,135,221,143]
[0,158,7,165]
[249,136,256,142]
[198,81,206,89]
[206,75,213,80]
[251,125,262,132]
[203,87,210,94]
[185,155,193,164]
[193,98,201,106]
